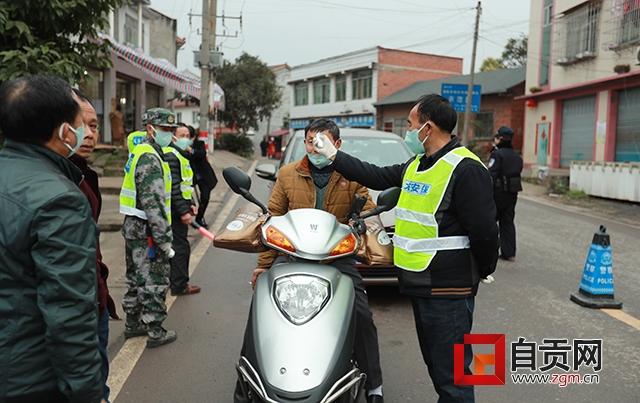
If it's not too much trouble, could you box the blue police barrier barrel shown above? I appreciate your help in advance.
[570,225,622,309]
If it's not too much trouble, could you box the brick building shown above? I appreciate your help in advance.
[288,47,462,130]
[375,67,526,154]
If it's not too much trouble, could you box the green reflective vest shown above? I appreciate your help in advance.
[119,143,172,224]
[127,130,147,154]
[163,146,194,200]
[394,147,483,272]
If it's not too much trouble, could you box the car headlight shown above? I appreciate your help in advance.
[274,275,330,325]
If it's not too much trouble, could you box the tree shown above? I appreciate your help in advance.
[501,35,528,68]
[0,0,126,84]
[216,53,281,134]
[479,35,528,72]
[480,57,502,72]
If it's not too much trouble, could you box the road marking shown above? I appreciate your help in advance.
[601,309,640,331]
[108,160,258,401]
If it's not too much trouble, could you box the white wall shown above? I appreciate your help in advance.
[289,48,379,120]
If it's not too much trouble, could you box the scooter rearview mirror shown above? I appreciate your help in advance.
[376,187,401,213]
[223,166,252,195]
[222,167,269,214]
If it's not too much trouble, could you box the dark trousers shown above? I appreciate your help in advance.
[411,297,475,403]
[196,182,213,222]
[169,219,190,292]
[234,259,383,402]
[494,191,518,258]
[98,307,111,402]
[333,259,383,390]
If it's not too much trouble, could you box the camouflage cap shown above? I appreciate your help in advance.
[143,108,178,127]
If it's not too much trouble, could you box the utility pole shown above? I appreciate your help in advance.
[462,1,481,146]
[209,0,218,153]
[198,0,211,146]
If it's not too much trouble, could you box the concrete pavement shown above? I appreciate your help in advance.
[111,169,640,403]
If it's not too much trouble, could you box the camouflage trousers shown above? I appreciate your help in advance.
[122,238,170,330]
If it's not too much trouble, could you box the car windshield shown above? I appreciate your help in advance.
[288,136,412,166]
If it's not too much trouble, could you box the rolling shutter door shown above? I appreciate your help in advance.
[615,87,640,162]
[560,96,596,167]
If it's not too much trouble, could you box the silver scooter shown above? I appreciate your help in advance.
[222,167,400,403]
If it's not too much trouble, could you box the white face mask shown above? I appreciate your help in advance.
[58,123,86,158]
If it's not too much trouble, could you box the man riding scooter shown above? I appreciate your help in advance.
[235,119,385,403]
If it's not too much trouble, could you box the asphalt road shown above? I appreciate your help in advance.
[115,171,640,403]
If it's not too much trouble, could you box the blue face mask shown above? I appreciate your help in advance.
[175,138,193,151]
[307,152,332,169]
[59,123,86,158]
[403,121,429,155]
[152,126,173,148]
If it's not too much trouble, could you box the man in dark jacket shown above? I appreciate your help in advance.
[165,124,201,295]
[71,89,120,403]
[0,75,102,403]
[488,126,523,261]
[313,94,498,403]
[187,125,217,228]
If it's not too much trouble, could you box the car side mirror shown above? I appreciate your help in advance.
[256,163,277,181]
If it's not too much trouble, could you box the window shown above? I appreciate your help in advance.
[176,112,182,122]
[540,0,553,85]
[352,69,372,100]
[124,14,138,47]
[313,78,330,104]
[616,0,640,47]
[544,3,553,26]
[555,1,601,65]
[294,82,308,106]
[474,112,494,139]
[192,111,200,125]
[335,75,346,102]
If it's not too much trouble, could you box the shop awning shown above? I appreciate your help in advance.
[101,34,201,99]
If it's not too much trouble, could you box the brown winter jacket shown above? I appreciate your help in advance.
[257,156,375,270]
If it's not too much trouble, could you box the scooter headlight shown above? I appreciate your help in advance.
[274,275,330,325]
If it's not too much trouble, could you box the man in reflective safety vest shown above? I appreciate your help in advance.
[119,107,178,348]
[163,124,201,296]
[127,129,147,154]
[314,94,499,403]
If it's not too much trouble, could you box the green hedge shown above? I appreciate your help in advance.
[215,133,254,158]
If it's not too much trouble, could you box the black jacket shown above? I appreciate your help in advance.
[164,144,194,217]
[489,142,523,193]
[0,141,102,402]
[189,139,217,189]
[333,139,498,298]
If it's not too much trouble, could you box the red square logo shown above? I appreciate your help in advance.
[454,334,506,386]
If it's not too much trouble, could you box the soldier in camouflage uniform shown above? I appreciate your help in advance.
[119,108,178,348]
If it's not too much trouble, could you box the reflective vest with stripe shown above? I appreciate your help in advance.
[127,131,147,154]
[162,146,194,200]
[393,147,483,272]
[119,143,172,224]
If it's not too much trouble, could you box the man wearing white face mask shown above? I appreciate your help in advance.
[313,95,498,403]
[163,123,200,296]
[119,107,178,348]
[0,75,102,403]
[240,119,386,403]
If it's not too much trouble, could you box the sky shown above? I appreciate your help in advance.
[150,0,531,76]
